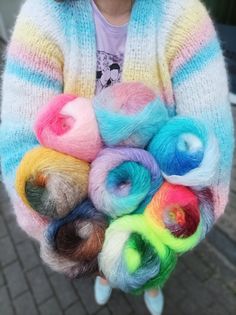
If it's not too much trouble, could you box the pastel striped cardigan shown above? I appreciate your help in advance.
[0,0,234,239]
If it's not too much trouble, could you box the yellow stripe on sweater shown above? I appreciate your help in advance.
[12,21,64,65]
[165,0,209,66]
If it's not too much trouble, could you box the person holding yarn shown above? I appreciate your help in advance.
[0,0,234,314]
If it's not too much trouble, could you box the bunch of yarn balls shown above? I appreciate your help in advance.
[15,82,219,294]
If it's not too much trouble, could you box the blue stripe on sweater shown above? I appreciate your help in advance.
[172,38,221,87]
[5,59,62,91]
[0,123,39,179]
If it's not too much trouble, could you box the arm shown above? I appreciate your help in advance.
[167,0,234,218]
[0,0,64,239]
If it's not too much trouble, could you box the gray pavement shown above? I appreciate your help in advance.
[0,107,236,315]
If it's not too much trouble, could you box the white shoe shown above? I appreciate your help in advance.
[94,276,112,305]
[144,290,164,315]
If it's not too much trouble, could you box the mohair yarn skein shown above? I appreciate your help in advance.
[42,200,108,277]
[93,82,169,148]
[89,147,163,218]
[41,238,96,279]
[99,214,177,293]
[148,117,219,186]
[34,94,102,162]
[145,182,202,253]
[15,147,90,218]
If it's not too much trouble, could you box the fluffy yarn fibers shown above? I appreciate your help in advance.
[89,148,163,218]
[15,147,90,218]
[41,200,108,277]
[145,182,202,253]
[99,214,177,293]
[148,117,219,186]
[93,82,169,148]
[34,94,102,162]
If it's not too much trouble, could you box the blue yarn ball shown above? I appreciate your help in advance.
[148,117,208,176]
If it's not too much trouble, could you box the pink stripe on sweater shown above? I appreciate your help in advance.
[8,41,62,81]
[170,17,216,76]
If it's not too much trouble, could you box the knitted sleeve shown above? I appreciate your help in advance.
[0,0,63,236]
[167,0,234,218]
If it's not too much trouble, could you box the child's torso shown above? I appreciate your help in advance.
[91,0,128,94]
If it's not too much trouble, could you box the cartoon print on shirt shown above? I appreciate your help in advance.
[96,51,124,93]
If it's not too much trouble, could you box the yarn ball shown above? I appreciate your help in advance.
[145,182,202,253]
[15,147,90,218]
[148,116,219,186]
[89,147,163,218]
[99,214,177,293]
[41,200,108,277]
[93,82,169,148]
[34,94,102,162]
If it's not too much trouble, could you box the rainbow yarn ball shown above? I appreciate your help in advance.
[148,116,219,186]
[34,94,102,162]
[93,82,169,148]
[145,182,202,252]
[15,147,90,218]
[89,147,163,218]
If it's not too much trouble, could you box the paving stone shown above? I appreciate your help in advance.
[217,213,236,244]
[0,196,15,223]
[172,260,187,277]
[178,296,200,315]
[0,183,10,204]
[0,269,5,286]
[163,301,181,315]
[125,294,149,315]
[181,251,213,282]
[107,290,132,315]
[205,277,236,314]
[65,301,87,315]
[0,215,7,238]
[17,241,39,271]
[197,241,226,271]
[0,286,15,315]
[50,274,77,310]
[8,220,28,244]
[96,307,111,315]
[0,236,17,266]
[164,276,187,304]
[205,303,230,315]
[179,271,214,309]
[39,298,63,315]
[27,266,53,304]
[197,241,236,293]
[207,227,236,265]
[73,277,102,314]
[42,263,56,277]
[3,261,28,298]
[14,291,38,315]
